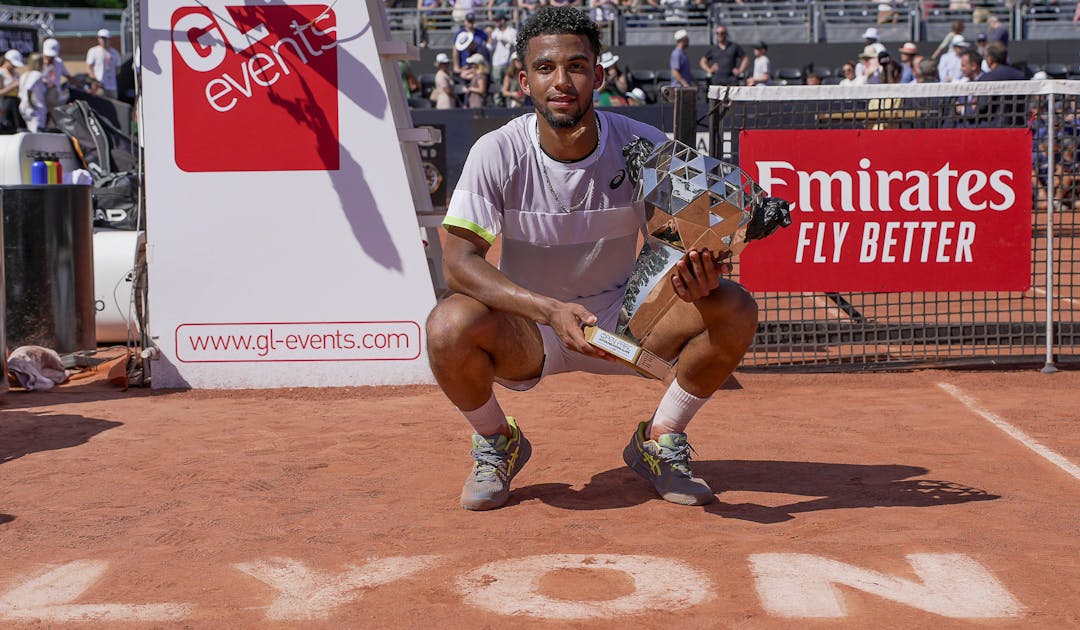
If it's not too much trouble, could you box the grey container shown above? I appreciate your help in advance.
[2,185,95,354]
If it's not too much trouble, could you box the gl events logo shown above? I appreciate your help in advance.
[171,4,339,172]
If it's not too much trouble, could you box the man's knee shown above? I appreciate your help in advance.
[701,280,759,342]
[425,294,494,357]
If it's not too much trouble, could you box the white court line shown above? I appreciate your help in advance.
[938,383,1080,482]
[1027,287,1078,307]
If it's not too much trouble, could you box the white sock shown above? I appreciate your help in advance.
[650,378,709,436]
[460,393,509,437]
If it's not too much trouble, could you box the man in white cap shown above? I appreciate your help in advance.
[488,12,517,106]
[86,28,121,99]
[40,37,69,107]
[669,29,692,87]
[937,35,967,83]
[862,27,886,54]
[0,50,24,132]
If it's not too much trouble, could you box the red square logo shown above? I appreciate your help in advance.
[171,5,339,172]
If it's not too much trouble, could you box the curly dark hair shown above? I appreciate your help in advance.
[515,6,602,65]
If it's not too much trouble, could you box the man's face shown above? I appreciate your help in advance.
[465,18,475,31]
[961,55,978,78]
[520,33,602,129]
[843,64,855,78]
[715,28,728,44]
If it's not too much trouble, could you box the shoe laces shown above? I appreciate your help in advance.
[655,437,697,478]
[470,440,508,481]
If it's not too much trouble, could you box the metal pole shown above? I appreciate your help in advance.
[671,86,698,148]
[1042,92,1057,373]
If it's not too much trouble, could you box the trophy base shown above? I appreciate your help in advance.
[582,325,672,380]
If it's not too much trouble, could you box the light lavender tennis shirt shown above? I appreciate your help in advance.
[444,111,668,316]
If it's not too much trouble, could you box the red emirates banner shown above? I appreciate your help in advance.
[738,129,1032,292]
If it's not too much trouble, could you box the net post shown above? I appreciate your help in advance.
[1042,92,1058,374]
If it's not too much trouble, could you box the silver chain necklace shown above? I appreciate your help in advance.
[536,115,601,213]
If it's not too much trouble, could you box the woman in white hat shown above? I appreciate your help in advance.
[86,28,121,99]
[40,38,69,108]
[0,50,23,131]
[18,53,47,132]
[463,53,490,109]
[433,52,456,110]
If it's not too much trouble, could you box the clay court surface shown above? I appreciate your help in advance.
[1,369,1078,627]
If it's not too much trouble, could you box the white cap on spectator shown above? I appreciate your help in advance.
[627,87,647,102]
[1032,70,1048,80]
[951,35,968,48]
[465,53,487,66]
[454,31,474,52]
[599,51,619,68]
[4,50,24,67]
[673,29,688,42]
[861,27,880,41]
[435,52,450,65]
[97,28,110,38]
[42,38,60,57]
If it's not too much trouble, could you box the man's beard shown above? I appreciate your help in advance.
[536,99,591,129]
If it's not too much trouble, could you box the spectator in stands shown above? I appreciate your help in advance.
[954,50,983,122]
[662,0,690,23]
[916,58,939,83]
[401,61,420,98]
[987,15,1008,45]
[433,52,457,109]
[978,43,1024,81]
[839,61,864,86]
[877,0,897,24]
[938,36,968,82]
[501,51,528,107]
[931,21,964,61]
[700,25,747,86]
[626,87,648,105]
[590,0,620,25]
[1074,1,1080,23]
[869,50,901,84]
[745,41,770,87]
[453,14,490,76]
[974,33,992,72]
[599,51,629,95]
[855,45,878,81]
[959,49,983,82]
[898,42,921,83]
[519,0,543,18]
[18,53,46,132]
[488,11,517,106]
[453,0,478,23]
[86,28,121,99]
[805,72,822,86]
[40,38,69,109]
[463,53,490,108]
[670,30,693,87]
[861,27,886,55]
[0,50,23,133]
[417,0,441,47]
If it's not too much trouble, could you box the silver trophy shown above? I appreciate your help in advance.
[584,139,792,378]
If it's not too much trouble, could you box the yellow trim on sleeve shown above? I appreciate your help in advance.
[442,216,496,245]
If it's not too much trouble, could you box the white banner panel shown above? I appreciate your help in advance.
[140,0,437,388]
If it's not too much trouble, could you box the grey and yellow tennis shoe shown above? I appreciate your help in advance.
[460,416,532,511]
[623,420,715,505]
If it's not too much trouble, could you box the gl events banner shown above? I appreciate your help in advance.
[141,1,437,388]
[739,129,1032,292]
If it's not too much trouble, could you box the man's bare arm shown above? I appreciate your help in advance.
[443,226,607,357]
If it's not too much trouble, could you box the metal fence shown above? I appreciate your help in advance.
[707,81,1078,370]
[386,0,1075,48]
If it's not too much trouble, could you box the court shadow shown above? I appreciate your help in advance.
[511,460,999,523]
[0,410,122,465]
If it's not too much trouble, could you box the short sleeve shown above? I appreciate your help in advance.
[444,132,511,244]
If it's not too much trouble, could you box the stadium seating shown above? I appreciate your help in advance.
[1043,63,1070,80]
[774,67,804,85]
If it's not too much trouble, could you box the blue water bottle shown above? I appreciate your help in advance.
[30,159,48,185]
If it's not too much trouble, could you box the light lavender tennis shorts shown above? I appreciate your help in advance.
[495,297,639,392]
